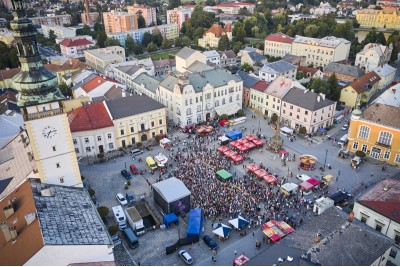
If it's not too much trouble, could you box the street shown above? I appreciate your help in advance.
[37,45,59,58]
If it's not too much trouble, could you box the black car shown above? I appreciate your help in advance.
[121,169,132,180]
[203,235,219,250]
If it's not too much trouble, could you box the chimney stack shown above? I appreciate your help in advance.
[84,0,91,25]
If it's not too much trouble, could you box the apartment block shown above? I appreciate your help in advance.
[215,2,256,14]
[30,14,71,26]
[84,46,126,73]
[264,32,294,57]
[103,11,138,33]
[41,25,76,39]
[355,43,392,72]
[127,5,157,26]
[356,8,400,29]
[167,7,192,31]
[108,24,179,46]
[81,12,100,25]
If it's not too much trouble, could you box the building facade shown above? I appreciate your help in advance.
[167,7,192,31]
[103,11,138,33]
[59,38,95,58]
[219,50,236,67]
[323,62,365,82]
[198,23,232,48]
[84,46,126,73]
[30,14,71,26]
[214,2,256,14]
[264,76,296,118]
[374,64,396,89]
[127,5,157,26]
[81,12,100,25]
[347,85,400,165]
[356,8,400,29]
[264,32,294,58]
[259,60,297,82]
[41,25,76,39]
[355,43,392,72]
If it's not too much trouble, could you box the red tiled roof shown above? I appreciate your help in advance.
[0,68,21,81]
[298,66,320,76]
[60,38,94,47]
[81,75,120,93]
[68,102,114,132]
[206,24,226,38]
[265,32,295,44]
[346,71,381,94]
[225,23,232,32]
[251,81,270,92]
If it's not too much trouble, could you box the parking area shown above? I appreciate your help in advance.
[79,107,399,266]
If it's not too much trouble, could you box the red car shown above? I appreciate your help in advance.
[130,164,138,175]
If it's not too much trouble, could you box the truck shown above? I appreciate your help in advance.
[125,206,146,236]
[112,205,127,230]
[226,130,242,141]
[337,134,348,147]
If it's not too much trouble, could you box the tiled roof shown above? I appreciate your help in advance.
[206,24,226,38]
[0,112,24,149]
[265,32,295,44]
[324,62,364,78]
[361,102,400,129]
[245,51,267,62]
[265,76,295,98]
[175,47,196,60]
[59,38,94,47]
[104,85,124,100]
[373,63,396,78]
[357,178,400,223]
[346,71,381,94]
[105,94,165,120]
[283,88,335,111]
[81,76,120,93]
[132,73,160,94]
[251,81,270,92]
[0,68,21,81]
[260,60,296,74]
[68,102,113,132]
[242,75,259,89]
[298,66,320,76]
[219,50,236,59]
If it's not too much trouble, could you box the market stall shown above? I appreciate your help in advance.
[230,140,240,148]
[216,169,233,181]
[224,150,237,158]
[299,181,314,192]
[217,146,230,153]
[233,255,249,266]
[322,174,333,184]
[212,223,232,238]
[307,178,320,188]
[245,164,260,173]
[228,215,249,230]
[263,174,278,184]
[236,138,247,144]
[281,183,298,195]
[262,220,295,243]
[231,154,244,164]
[245,134,256,141]
[244,142,257,150]
[254,169,268,179]
[251,138,265,147]
[159,138,171,148]
[299,155,318,171]
[196,125,214,135]
[235,144,248,153]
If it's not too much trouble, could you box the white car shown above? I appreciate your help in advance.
[116,193,128,206]
[341,124,349,131]
[178,249,193,265]
[296,174,311,182]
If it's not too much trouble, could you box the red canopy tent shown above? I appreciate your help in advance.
[217,146,229,153]
[246,164,260,173]
[233,255,249,266]
[244,142,257,150]
[245,134,256,141]
[236,138,247,144]
[231,154,244,163]
[263,174,278,184]
[263,220,295,242]
[307,178,320,187]
[230,140,240,148]
[254,169,268,178]
[235,144,249,152]
[262,224,282,242]
[224,150,236,158]
[220,120,229,126]
[251,138,265,147]
[270,220,295,234]
[299,181,314,191]
[279,149,287,155]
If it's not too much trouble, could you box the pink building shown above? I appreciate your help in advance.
[127,5,157,26]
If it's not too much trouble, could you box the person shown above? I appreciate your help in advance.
[234,250,237,256]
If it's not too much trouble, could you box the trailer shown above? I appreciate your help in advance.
[112,205,127,230]
[226,130,242,141]
[186,208,203,240]
[125,206,146,236]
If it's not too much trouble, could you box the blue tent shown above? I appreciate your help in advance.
[318,128,327,133]
[228,215,248,229]
[212,223,232,238]
[163,212,179,228]
[187,209,203,238]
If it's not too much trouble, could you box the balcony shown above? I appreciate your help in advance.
[375,142,391,149]
[24,108,64,121]
[139,128,150,133]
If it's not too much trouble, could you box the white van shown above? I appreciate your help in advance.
[280,126,294,137]
[296,174,311,182]
[338,134,348,147]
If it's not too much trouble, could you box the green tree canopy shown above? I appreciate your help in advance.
[161,38,171,50]
[96,31,107,48]
[137,10,146,29]
[152,29,163,47]
[125,35,135,54]
[104,37,120,47]
[218,35,232,51]
[327,74,340,101]
[147,42,157,52]
[142,32,153,47]
[241,63,254,72]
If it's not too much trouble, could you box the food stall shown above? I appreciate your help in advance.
[246,164,260,173]
[224,150,237,158]
[251,138,265,147]
[231,154,244,164]
[216,169,233,181]
[307,178,320,188]
[254,169,268,179]
[281,183,298,196]
[244,142,256,150]
[299,155,317,171]
[233,255,249,266]
[322,174,333,184]
[263,174,278,184]
[154,153,168,167]
[245,134,256,141]
[217,146,230,153]
[235,144,249,152]
[299,181,314,194]
[159,138,171,148]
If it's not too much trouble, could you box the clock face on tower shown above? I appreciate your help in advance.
[42,125,58,139]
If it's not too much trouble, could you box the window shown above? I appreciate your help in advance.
[197,105,201,112]
[152,132,156,137]
[151,121,155,127]
[362,144,368,152]
[159,119,162,125]
[97,136,102,141]
[222,98,226,105]
[389,248,397,259]
[304,118,307,122]
[378,131,392,145]
[85,137,89,143]
[108,133,112,139]
[141,123,145,131]
[290,105,293,109]
[358,126,370,139]
[395,155,400,163]
[131,127,134,133]
[360,215,368,223]
[353,142,359,150]
[160,129,163,134]
[109,143,114,149]
[296,115,299,119]
[375,223,383,233]
[75,148,80,153]
[86,147,91,152]
[297,108,300,112]
[120,129,124,135]
[383,151,390,159]
[59,177,64,183]
[186,108,192,115]
[56,163,60,168]
[73,139,77,145]
[289,112,292,117]
[52,146,56,151]
[395,234,400,245]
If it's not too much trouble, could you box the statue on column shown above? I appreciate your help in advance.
[268,115,283,153]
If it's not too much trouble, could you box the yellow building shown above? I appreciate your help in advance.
[339,71,381,108]
[347,85,400,165]
[356,8,400,29]
[198,24,232,49]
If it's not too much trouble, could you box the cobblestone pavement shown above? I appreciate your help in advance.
[79,107,399,266]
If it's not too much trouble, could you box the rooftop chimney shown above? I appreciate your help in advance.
[3,200,15,219]
[0,222,17,243]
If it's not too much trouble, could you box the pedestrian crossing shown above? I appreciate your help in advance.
[170,131,188,140]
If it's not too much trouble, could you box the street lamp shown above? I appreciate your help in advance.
[323,149,328,171]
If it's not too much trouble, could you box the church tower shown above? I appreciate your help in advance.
[11,0,82,187]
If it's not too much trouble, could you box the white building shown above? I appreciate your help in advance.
[259,60,297,82]
[72,74,126,100]
[175,47,207,73]
[41,24,76,39]
[203,50,221,66]
[113,65,152,90]
[68,102,116,157]
[130,73,160,100]
[264,32,295,58]
[166,6,192,31]
[355,43,393,72]
[105,58,155,79]
[353,178,400,266]
[59,38,95,58]
[373,63,396,89]
[84,46,126,73]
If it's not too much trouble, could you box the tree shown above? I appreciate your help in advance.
[175,36,191,47]
[389,43,398,63]
[219,114,228,120]
[104,37,120,47]
[240,63,254,72]
[218,35,232,51]
[59,82,72,96]
[97,206,109,218]
[271,113,278,122]
[48,30,56,40]
[96,31,107,48]
[232,41,243,54]
[299,126,307,135]
[296,71,306,80]
[147,42,157,52]
[108,225,118,236]
[152,29,163,47]
[125,35,135,54]
[88,188,96,197]
[161,38,171,50]
[132,41,143,55]
[142,32,153,47]
[327,74,340,101]
[237,109,245,117]
[137,11,146,29]
[233,22,246,43]
[193,27,205,45]
[168,0,181,9]
[308,78,329,95]
[355,150,366,158]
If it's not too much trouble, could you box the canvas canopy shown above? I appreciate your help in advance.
[299,181,314,191]
[212,223,232,238]
[228,215,248,229]
[217,146,230,153]
[307,178,320,187]
[281,183,298,193]
[152,177,191,203]
[251,139,265,146]
[254,169,268,178]
[216,169,232,181]
[245,134,256,141]
[231,154,244,163]
[163,212,179,228]
[263,175,278,184]
[246,164,260,173]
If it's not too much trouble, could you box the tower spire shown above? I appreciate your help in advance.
[10,0,64,108]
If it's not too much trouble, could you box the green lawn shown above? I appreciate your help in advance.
[138,49,180,60]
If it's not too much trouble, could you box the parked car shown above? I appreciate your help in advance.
[126,192,136,205]
[130,164,139,175]
[178,249,193,265]
[202,235,219,250]
[130,149,143,157]
[121,169,132,180]
[341,124,349,131]
[116,193,128,205]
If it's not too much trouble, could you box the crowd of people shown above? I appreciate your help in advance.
[168,132,328,230]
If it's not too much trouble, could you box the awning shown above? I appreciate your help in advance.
[215,103,241,116]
